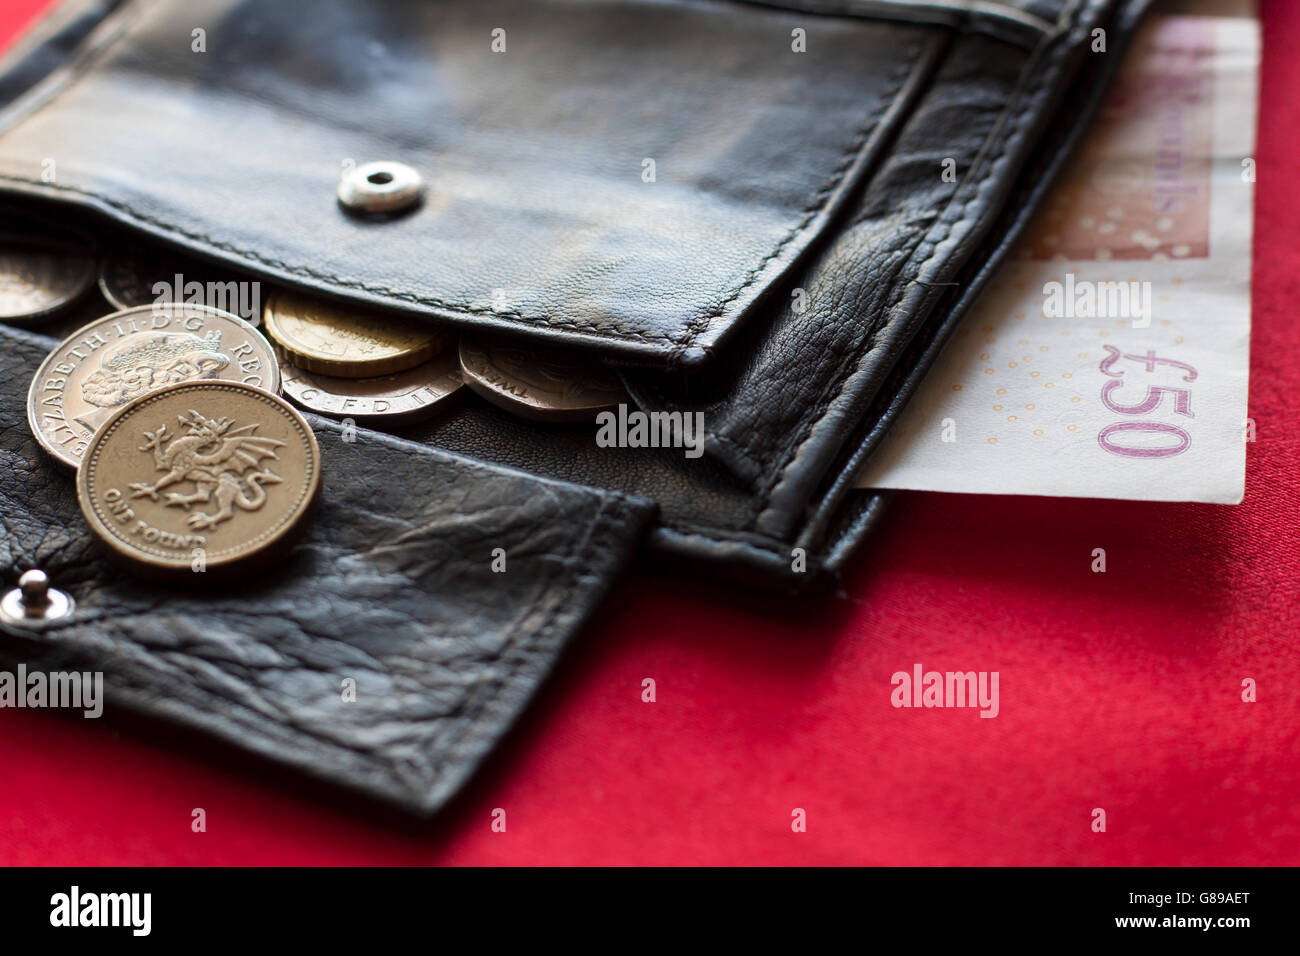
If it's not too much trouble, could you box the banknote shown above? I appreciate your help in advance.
[857,1,1258,504]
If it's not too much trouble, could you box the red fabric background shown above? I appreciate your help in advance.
[1,0,1295,866]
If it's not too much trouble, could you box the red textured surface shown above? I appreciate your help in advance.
[1,0,1296,866]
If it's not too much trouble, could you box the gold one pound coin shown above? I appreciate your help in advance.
[76,381,321,574]
[263,290,451,378]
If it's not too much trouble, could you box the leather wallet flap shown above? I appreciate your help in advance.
[0,321,656,814]
[0,0,947,370]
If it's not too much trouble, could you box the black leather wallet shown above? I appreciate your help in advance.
[0,0,1150,813]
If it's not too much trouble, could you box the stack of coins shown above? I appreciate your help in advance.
[23,299,318,576]
[265,291,465,426]
[5,212,634,575]
[5,218,322,575]
[261,290,631,426]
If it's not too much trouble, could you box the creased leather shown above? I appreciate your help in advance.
[0,323,655,814]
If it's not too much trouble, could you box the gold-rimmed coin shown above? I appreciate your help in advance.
[26,303,280,469]
[281,350,463,426]
[76,381,321,575]
[458,335,629,422]
[1,242,96,324]
[263,291,450,378]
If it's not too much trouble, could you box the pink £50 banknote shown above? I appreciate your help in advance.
[857,0,1258,504]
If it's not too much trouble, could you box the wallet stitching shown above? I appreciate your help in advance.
[0,11,929,356]
[0,172,665,347]
[632,37,927,454]
[748,0,1087,534]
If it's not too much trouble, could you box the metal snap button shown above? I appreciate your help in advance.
[337,161,424,215]
[0,569,76,625]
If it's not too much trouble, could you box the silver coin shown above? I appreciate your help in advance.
[0,243,96,324]
[281,350,463,425]
[27,303,281,469]
[458,335,628,422]
[98,245,262,325]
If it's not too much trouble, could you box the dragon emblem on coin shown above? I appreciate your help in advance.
[128,409,286,531]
